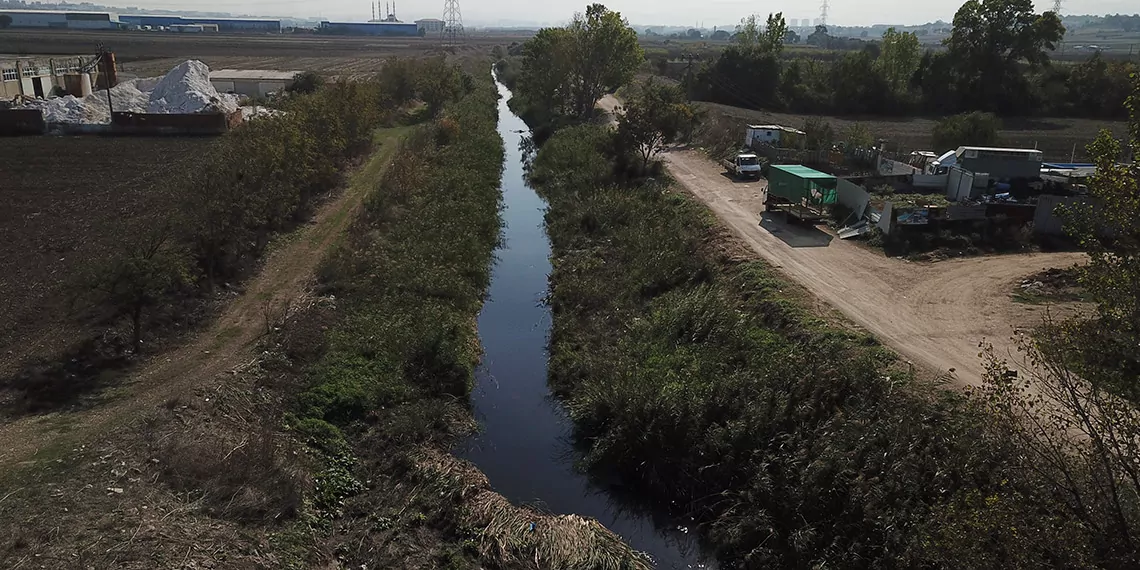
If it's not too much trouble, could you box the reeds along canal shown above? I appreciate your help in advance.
[454,72,715,569]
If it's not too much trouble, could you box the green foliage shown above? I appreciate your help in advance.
[932,110,1002,150]
[529,134,1069,567]
[944,0,1065,113]
[513,3,643,125]
[1057,77,1140,393]
[735,13,787,55]
[802,116,834,150]
[877,27,921,90]
[287,71,325,94]
[294,78,503,516]
[179,79,391,290]
[83,227,192,351]
[616,77,698,171]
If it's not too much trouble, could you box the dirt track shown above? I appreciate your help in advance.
[664,149,1087,387]
[0,129,403,472]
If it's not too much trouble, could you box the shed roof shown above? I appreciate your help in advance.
[748,124,806,135]
[211,69,300,81]
[771,164,835,180]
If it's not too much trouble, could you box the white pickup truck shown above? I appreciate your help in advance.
[721,153,762,180]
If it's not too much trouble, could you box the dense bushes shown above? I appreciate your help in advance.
[290,77,503,476]
[531,123,1132,567]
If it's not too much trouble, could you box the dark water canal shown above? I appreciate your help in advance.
[455,75,715,569]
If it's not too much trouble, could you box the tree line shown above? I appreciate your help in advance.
[684,0,1135,118]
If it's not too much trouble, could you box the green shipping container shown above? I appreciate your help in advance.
[767,165,838,206]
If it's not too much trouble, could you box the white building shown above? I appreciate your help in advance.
[0,10,120,29]
[744,124,806,148]
[415,18,445,33]
[210,69,299,97]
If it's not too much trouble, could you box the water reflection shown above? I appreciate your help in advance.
[455,74,716,569]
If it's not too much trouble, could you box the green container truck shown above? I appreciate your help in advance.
[764,164,838,223]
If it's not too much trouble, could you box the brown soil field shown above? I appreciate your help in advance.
[0,28,520,78]
[701,101,1129,162]
[0,136,213,381]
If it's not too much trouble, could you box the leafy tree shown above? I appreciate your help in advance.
[762,13,789,55]
[932,111,1001,150]
[878,27,921,91]
[616,78,697,171]
[806,24,831,47]
[565,4,643,119]
[0,14,12,28]
[686,28,702,39]
[711,29,730,41]
[979,89,1140,560]
[784,29,800,44]
[287,71,325,95]
[944,0,1064,112]
[843,123,873,149]
[802,117,835,150]
[1056,80,1140,391]
[693,46,780,110]
[829,50,893,114]
[734,14,761,49]
[415,56,464,115]
[86,228,192,352]
[518,27,574,117]
[1066,54,1137,118]
[735,13,786,54]
[515,4,641,121]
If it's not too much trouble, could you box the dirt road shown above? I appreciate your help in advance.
[665,149,1086,387]
[0,129,404,472]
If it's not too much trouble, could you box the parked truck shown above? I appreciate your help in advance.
[722,152,762,179]
[764,164,838,223]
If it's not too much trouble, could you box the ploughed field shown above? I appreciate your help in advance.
[0,29,524,78]
[701,101,1130,162]
[0,136,212,379]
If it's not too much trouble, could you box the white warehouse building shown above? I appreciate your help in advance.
[0,10,121,29]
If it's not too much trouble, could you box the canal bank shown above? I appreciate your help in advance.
[456,74,713,569]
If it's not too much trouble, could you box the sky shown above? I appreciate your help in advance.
[113,0,1139,27]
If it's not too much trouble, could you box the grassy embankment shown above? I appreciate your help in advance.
[528,123,1101,567]
[275,75,647,569]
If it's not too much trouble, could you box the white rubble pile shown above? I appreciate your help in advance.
[21,60,242,124]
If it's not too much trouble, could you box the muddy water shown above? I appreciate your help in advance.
[456,76,715,569]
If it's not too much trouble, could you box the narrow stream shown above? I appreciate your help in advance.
[456,76,714,569]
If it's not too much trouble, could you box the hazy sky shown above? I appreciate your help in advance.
[119,0,1139,27]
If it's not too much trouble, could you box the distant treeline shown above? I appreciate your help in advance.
[667,2,1136,119]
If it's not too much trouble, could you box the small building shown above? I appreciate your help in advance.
[415,18,446,33]
[954,146,1044,181]
[318,21,420,36]
[1,55,95,99]
[210,69,299,97]
[745,124,806,148]
[0,9,121,29]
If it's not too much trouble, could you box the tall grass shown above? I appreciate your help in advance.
[533,124,1095,567]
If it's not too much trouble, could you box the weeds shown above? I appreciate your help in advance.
[532,123,1090,567]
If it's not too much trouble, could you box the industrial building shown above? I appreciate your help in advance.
[117,15,281,33]
[210,69,299,97]
[0,10,120,29]
[317,21,419,36]
[415,18,445,33]
[1,55,95,99]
